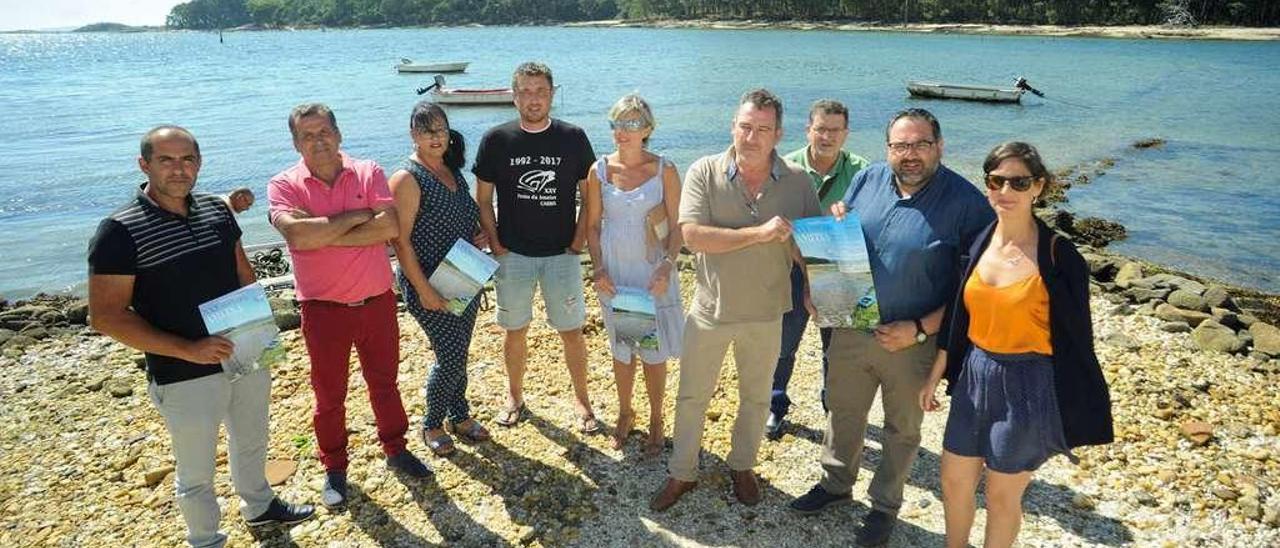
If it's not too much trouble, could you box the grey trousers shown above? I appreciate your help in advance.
[819,329,934,515]
[668,310,782,481]
[148,369,274,548]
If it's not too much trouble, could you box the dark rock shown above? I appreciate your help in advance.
[1211,308,1243,331]
[1168,290,1209,312]
[1249,322,1280,357]
[1192,320,1245,354]
[1114,262,1144,289]
[268,298,300,332]
[1155,303,1211,327]
[1124,286,1171,303]
[1102,292,1125,304]
[0,319,31,331]
[1160,321,1192,333]
[19,325,49,340]
[65,300,89,325]
[1109,303,1134,316]
[1081,253,1118,281]
[1133,138,1166,149]
[1072,217,1127,248]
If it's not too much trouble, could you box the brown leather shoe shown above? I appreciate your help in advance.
[649,478,697,512]
[730,469,761,506]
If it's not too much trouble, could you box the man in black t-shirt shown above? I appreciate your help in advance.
[87,126,313,547]
[474,61,601,432]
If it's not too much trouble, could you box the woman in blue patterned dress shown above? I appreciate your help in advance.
[390,101,491,457]
[584,94,685,456]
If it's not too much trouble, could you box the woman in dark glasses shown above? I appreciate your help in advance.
[918,141,1113,548]
[583,94,685,456]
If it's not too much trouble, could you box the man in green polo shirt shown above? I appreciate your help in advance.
[766,100,870,440]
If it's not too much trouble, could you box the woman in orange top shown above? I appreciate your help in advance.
[919,142,1113,548]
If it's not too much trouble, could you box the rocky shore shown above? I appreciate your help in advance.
[2,242,1279,546]
[567,19,1280,41]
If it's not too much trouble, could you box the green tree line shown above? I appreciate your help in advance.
[166,0,1280,29]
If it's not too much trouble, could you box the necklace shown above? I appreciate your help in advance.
[1003,253,1025,266]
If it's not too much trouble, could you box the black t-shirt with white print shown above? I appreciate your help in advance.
[472,118,595,257]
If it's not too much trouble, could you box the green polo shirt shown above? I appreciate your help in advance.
[783,146,870,209]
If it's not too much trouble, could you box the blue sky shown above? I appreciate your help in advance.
[1,0,182,31]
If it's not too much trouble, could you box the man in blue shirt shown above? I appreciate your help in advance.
[788,109,994,547]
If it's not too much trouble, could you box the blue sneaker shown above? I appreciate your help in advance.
[321,471,347,510]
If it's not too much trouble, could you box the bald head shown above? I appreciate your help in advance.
[141,125,200,162]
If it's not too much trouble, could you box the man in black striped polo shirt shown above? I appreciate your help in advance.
[88,126,313,547]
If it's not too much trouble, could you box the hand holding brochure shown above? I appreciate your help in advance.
[610,287,660,351]
[792,215,881,331]
[429,238,500,316]
[199,283,282,382]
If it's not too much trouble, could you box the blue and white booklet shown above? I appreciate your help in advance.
[429,238,500,316]
[198,283,282,382]
[611,287,660,351]
[792,215,880,331]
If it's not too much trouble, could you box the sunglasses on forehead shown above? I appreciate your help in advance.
[984,174,1041,192]
[609,118,648,132]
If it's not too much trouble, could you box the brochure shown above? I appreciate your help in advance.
[792,215,881,331]
[198,283,282,382]
[611,287,660,351]
[429,238,500,316]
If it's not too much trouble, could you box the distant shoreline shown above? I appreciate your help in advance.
[567,19,1280,41]
[5,20,1279,41]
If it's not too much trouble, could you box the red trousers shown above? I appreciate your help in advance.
[299,290,407,472]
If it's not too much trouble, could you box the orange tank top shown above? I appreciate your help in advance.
[964,269,1053,355]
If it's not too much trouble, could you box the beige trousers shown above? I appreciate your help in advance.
[819,328,935,515]
[667,310,782,481]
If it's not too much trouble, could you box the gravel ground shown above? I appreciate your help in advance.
[1,270,1277,547]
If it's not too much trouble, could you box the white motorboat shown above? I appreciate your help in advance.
[395,59,469,73]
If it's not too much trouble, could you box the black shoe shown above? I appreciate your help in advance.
[245,497,316,527]
[387,449,433,478]
[855,509,896,546]
[764,413,786,441]
[789,484,852,515]
[321,471,347,510]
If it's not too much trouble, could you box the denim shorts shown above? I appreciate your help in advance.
[493,251,585,331]
[943,346,1077,474]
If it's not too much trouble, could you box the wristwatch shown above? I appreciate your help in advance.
[913,319,928,344]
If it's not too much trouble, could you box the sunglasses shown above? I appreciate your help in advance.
[984,174,1040,192]
[609,118,648,132]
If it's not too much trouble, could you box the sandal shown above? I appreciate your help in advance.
[612,411,635,450]
[495,402,527,427]
[445,418,491,444]
[421,428,455,457]
[579,412,603,435]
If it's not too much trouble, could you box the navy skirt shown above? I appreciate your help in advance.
[943,346,1078,473]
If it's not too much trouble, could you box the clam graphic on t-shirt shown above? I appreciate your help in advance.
[511,155,563,207]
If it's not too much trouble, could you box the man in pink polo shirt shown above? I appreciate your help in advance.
[267,103,430,510]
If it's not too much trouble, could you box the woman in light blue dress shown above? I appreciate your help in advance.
[584,94,685,456]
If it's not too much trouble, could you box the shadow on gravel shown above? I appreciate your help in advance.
[344,482,436,546]
[860,424,1134,545]
[399,468,506,546]
[450,409,598,545]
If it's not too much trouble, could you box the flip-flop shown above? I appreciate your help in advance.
[446,419,491,444]
[421,429,455,457]
[579,412,603,435]
[495,402,527,427]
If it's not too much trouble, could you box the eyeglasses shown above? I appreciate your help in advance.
[984,174,1040,192]
[810,126,847,136]
[609,119,648,132]
[887,140,934,154]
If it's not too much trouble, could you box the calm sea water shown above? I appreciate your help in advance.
[1,27,1278,297]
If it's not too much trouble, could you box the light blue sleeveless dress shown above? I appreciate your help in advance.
[596,155,685,364]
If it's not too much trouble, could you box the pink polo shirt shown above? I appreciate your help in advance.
[267,154,394,303]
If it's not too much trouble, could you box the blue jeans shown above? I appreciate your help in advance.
[771,264,831,419]
[493,251,586,331]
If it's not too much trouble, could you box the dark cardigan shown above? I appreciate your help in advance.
[938,218,1115,449]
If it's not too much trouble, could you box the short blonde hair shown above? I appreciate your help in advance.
[608,94,656,144]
